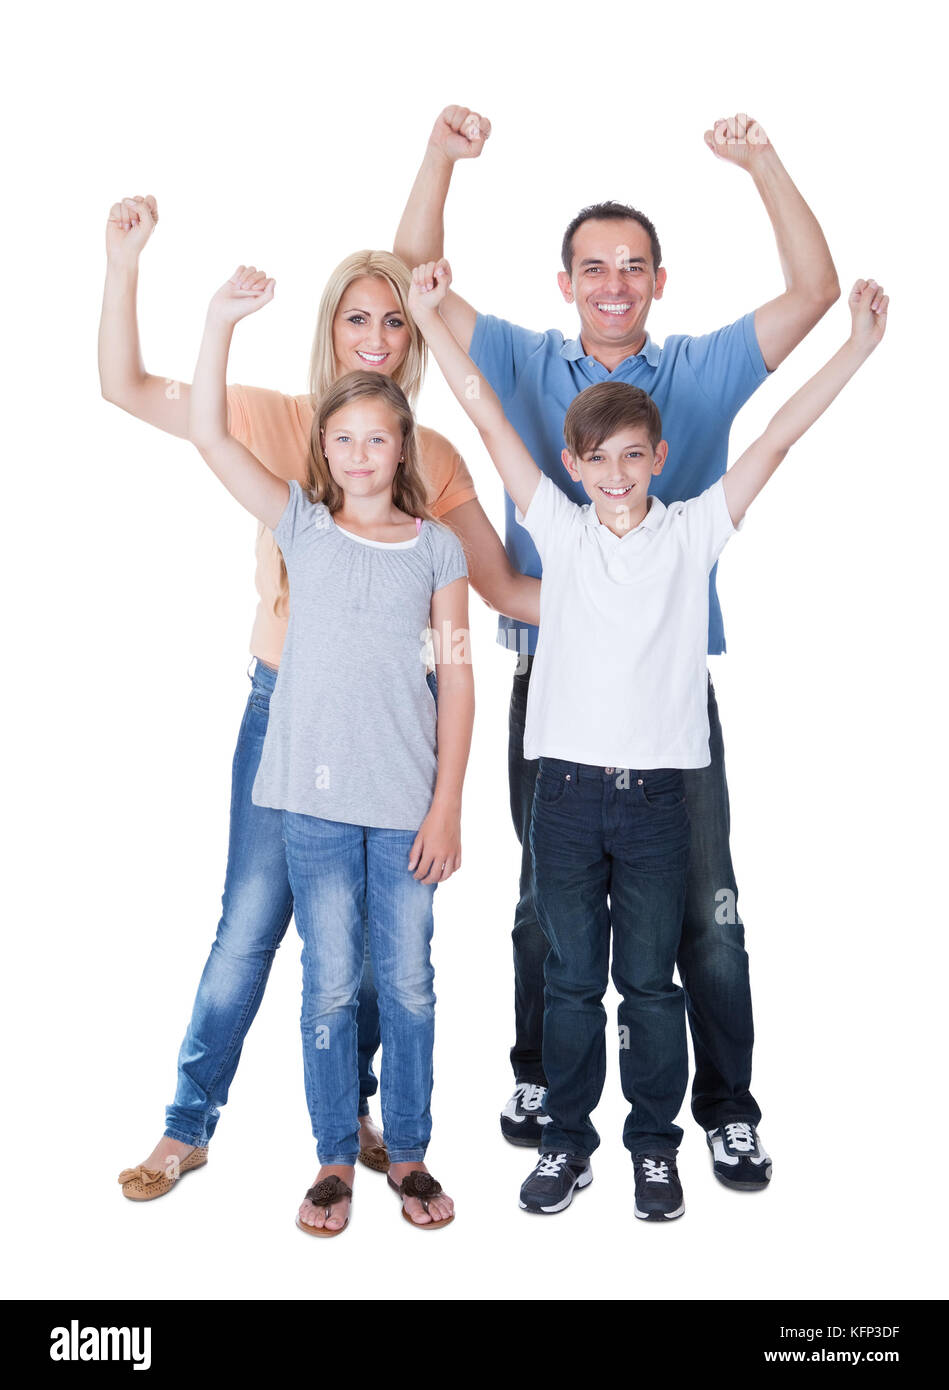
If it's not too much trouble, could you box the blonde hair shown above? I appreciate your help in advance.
[272,252,430,618]
[272,372,436,617]
[308,250,427,404]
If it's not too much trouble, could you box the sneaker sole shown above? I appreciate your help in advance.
[500,1121,550,1148]
[711,1165,772,1191]
[634,1200,685,1221]
[519,1168,593,1214]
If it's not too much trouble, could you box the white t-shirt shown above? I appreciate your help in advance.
[516,474,742,770]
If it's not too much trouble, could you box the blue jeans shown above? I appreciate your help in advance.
[163,659,382,1146]
[531,759,691,1157]
[282,812,437,1165]
[509,657,760,1131]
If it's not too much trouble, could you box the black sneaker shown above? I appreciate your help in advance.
[500,1083,553,1147]
[706,1122,772,1190]
[633,1154,685,1221]
[519,1151,592,1214]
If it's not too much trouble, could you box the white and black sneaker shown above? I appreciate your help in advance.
[633,1154,685,1221]
[519,1151,593,1214]
[500,1083,553,1147]
[706,1122,772,1190]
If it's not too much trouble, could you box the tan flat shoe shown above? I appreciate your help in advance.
[357,1141,391,1174]
[118,1146,208,1201]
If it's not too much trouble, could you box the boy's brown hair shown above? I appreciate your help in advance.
[563,381,663,458]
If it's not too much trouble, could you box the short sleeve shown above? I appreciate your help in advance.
[273,480,332,556]
[673,478,743,573]
[469,313,548,400]
[682,312,770,420]
[417,427,479,518]
[514,473,581,564]
[430,525,469,593]
[225,384,312,484]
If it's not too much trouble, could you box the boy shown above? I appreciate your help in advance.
[407,258,886,1220]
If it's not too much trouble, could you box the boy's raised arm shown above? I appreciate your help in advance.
[189,265,289,531]
[408,260,541,518]
[723,278,887,527]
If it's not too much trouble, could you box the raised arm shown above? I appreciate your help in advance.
[723,279,887,527]
[98,194,198,437]
[189,266,289,530]
[394,107,491,352]
[704,114,841,372]
[408,261,540,518]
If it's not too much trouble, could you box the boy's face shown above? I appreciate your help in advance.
[561,426,668,532]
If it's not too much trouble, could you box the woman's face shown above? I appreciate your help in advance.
[332,276,412,378]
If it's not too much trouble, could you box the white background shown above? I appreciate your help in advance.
[4,0,946,1303]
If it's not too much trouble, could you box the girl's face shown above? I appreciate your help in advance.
[332,276,412,378]
[321,399,405,503]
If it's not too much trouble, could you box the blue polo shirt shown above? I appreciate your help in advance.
[469,310,770,655]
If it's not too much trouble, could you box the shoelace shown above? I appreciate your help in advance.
[641,1158,670,1185]
[519,1083,547,1113]
[536,1152,568,1177]
[723,1121,756,1153]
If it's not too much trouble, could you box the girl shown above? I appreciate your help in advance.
[101,197,538,1205]
[189,264,472,1233]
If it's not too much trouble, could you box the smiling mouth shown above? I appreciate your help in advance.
[356,350,389,364]
[594,301,633,317]
[599,483,635,498]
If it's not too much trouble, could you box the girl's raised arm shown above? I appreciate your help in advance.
[407,260,541,518]
[189,266,289,531]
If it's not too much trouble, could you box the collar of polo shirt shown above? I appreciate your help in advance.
[560,332,662,369]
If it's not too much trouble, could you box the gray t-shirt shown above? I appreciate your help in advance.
[251,480,468,830]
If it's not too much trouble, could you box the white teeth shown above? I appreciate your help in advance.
[601,485,633,496]
[597,303,630,314]
[357,351,387,362]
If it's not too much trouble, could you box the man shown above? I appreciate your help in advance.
[395,107,840,1188]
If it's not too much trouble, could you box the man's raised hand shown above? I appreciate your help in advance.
[208,265,275,326]
[703,113,770,169]
[429,105,492,163]
[408,259,452,319]
[106,194,159,266]
[848,279,888,352]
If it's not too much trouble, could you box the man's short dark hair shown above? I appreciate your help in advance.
[564,381,663,457]
[561,201,662,277]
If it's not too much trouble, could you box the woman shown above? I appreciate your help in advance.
[100,195,539,1225]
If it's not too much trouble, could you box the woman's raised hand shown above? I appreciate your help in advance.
[106,194,159,268]
[429,105,491,163]
[408,259,452,320]
[208,265,275,326]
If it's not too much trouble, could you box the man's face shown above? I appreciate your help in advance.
[562,425,668,531]
[557,219,666,356]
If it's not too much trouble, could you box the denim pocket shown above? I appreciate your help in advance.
[640,770,686,809]
[534,765,573,806]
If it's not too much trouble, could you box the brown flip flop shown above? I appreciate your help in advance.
[296,1175,353,1238]
[118,1146,208,1201]
[388,1170,454,1230]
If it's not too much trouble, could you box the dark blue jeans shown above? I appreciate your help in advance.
[164,659,383,1146]
[508,656,760,1132]
[531,760,691,1157]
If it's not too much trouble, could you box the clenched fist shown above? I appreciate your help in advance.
[703,113,771,169]
[106,194,159,267]
[428,105,492,163]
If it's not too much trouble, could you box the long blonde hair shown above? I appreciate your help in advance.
[308,250,427,404]
[273,252,430,617]
[273,372,435,616]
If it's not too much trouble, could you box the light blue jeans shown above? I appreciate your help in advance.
[282,811,438,1165]
[163,660,383,1146]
